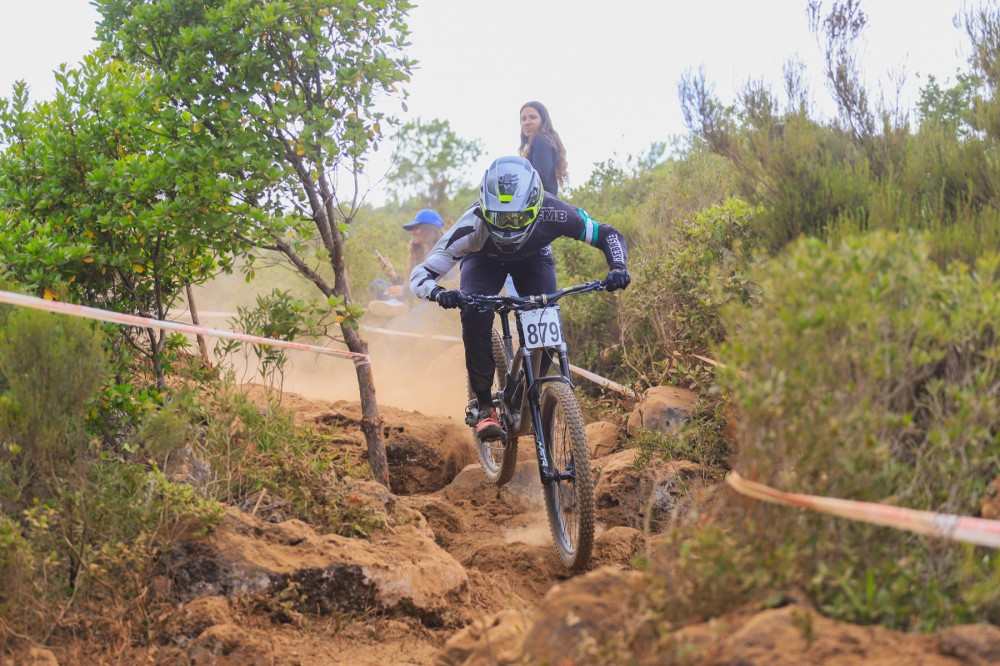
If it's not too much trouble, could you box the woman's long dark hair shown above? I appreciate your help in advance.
[518,100,568,187]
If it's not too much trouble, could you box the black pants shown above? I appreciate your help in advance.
[460,248,557,401]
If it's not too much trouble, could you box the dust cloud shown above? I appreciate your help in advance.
[503,514,552,546]
[179,279,472,420]
[281,322,470,420]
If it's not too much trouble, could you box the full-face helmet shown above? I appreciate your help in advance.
[479,156,544,252]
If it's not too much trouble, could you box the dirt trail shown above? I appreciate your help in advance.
[206,386,622,666]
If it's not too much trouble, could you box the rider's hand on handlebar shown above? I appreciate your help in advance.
[434,289,466,309]
[605,268,631,292]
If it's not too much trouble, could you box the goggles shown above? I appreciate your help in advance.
[488,209,536,230]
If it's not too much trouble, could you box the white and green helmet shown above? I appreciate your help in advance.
[479,156,544,252]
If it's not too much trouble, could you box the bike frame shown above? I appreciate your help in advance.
[495,306,574,484]
[469,281,604,485]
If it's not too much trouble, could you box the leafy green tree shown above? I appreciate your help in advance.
[0,55,256,387]
[388,117,483,208]
[916,72,980,134]
[94,0,416,487]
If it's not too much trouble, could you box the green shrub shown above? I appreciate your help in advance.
[664,231,1000,629]
[0,310,109,504]
[555,150,738,390]
[215,288,328,391]
[0,309,225,647]
[0,462,223,646]
[188,381,383,537]
[616,197,761,390]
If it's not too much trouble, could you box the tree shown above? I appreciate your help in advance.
[0,55,256,388]
[388,117,483,208]
[93,0,416,487]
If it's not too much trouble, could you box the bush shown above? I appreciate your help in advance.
[186,381,384,538]
[0,310,109,504]
[0,310,224,649]
[616,197,761,390]
[656,231,1000,630]
[555,150,738,390]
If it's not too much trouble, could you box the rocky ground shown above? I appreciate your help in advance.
[10,387,1000,666]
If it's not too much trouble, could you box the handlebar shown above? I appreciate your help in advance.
[458,280,607,314]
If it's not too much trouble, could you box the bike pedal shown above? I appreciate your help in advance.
[464,401,478,427]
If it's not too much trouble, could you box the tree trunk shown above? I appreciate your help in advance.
[342,323,389,489]
[185,284,212,367]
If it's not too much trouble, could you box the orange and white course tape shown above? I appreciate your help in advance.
[727,471,1000,549]
[0,291,368,365]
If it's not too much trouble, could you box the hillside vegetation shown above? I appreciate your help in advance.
[1,0,1000,661]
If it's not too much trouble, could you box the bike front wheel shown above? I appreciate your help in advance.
[470,328,518,486]
[540,381,594,571]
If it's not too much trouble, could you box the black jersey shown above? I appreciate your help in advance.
[409,193,627,300]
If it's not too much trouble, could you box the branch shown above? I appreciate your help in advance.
[271,236,332,296]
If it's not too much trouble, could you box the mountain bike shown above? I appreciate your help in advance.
[457,280,608,571]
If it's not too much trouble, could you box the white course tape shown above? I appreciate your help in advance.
[361,325,635,397]
[175,308,634,395]
[727,471,1000,549]
[0,291,368,364]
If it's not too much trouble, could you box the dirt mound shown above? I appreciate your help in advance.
[28,387,991,666]
[440,567,1000,666]
[243,386,475,494]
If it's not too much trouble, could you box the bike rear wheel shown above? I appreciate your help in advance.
[469,329,519,486]
[540,381,594,571]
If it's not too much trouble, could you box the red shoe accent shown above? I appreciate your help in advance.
[476,407,503,440]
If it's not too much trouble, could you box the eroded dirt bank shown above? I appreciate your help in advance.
[15,389,1000,666]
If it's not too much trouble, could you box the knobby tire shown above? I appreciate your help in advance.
[470,329,518,486]
[540,381,594,571]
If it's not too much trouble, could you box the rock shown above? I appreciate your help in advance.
[585,421,619,459]
[502,460,545,508]
[443,459,544,511]
[400,496,467,549]
[0,648,58,666]
[716,604,953,666]
[443,464,503,504]
[186,624,274,665]
[939,623,1000,665]
[591,526,645,568]
[159,595,233,647]
[436,568,649,666]
[170,506,469,628]
[437,609,529,666]
[298,398,477,496]
[593,449,703,533]
[519,567,648,665]
[626,385,697,437]
[380,410,476,495]
[343,477,435,540]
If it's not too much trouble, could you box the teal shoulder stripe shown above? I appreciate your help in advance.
[579,208,599,246]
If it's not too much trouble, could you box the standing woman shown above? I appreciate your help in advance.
[519,101,567,196]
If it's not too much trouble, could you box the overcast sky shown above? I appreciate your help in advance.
[0,1,976,198]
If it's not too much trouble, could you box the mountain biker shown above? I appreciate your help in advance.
[409,155,630,441]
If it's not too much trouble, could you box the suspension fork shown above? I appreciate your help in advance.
[522,352,553,481]
[527,346,574,485]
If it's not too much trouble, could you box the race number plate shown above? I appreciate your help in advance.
[520,306,564,349]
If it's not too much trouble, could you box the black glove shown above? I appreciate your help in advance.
[434,289,465,309]
[605,268,631,292]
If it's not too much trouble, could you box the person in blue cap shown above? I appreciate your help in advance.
[369,209,446,316]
